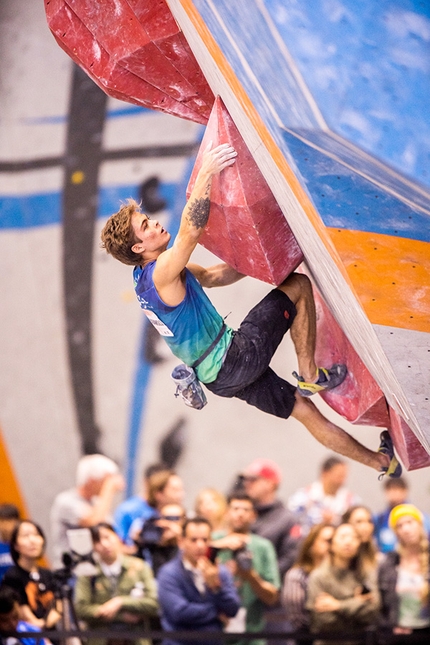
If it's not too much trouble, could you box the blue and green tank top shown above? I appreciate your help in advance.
[133,262,233,383]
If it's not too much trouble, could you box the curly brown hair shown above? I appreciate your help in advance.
[100,198,143,265]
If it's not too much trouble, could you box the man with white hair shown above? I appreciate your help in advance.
[50,454,124,568]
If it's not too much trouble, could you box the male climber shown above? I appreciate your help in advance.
[101,142,401,479]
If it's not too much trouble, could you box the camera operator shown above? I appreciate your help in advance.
[212,493,280,645]
[127,470,184,540]
[134,504,186,577]
[74,523,158,645]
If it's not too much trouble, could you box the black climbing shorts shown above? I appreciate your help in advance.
[205,289,298,419]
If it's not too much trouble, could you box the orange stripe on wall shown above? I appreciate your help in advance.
[329,228,430,333]
[177,1,429,335]
[0,424,28,518]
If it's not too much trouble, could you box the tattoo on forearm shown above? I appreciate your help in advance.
[188,196,211,229]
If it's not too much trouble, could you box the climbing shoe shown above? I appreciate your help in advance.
[293,364,347,397]
[378,430,402,479]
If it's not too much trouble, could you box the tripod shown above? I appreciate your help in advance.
[54,573,82,645]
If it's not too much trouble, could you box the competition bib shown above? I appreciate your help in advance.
[143,309,174,337]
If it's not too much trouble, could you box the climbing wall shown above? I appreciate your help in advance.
[186,97,303,283]
[45,0,213,123]
[45,0,430,470]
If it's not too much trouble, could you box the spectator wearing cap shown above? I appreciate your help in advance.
[373,476,430,554]
[378,504,430,637]
[288,456,360,532]
[242,459,302,578]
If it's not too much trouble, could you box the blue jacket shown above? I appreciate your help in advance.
[113,495,156,543]
[157,555,241,645]
[8,621,47,645]
[0,541,13,582]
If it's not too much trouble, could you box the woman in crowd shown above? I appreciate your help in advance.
[146,471,185,511]
[1,520,60,628]
[75,522,159,645]
[378,504,430,637]
[194,488,227,532]
[306,523,380,644]
[282,523,334,634]
[342,505,379,575]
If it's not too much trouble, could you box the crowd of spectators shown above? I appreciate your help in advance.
[1,453,430,645]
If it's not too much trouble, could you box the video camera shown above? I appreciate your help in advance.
[233,546,253,571]
[137,517,164,547]
[206,545,253,570]
[52,528,97,593]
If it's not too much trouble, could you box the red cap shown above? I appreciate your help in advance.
[243,458,282,485]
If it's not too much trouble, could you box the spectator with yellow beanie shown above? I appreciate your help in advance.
[378,504,430,637]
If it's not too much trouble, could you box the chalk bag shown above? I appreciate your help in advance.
[171,363,207,410]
